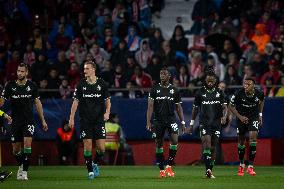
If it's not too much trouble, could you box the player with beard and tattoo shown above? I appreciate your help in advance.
[188,72,227,179]
[229,78,264,176]
[0,63,48,180]
[147,67,186,178]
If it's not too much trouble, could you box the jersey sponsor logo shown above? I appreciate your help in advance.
[83,94,102,98]
[241,103,257,108]
[11,94,32,99]
[202,100,220,105]
[170,89,174,94]
[156,96,174,100]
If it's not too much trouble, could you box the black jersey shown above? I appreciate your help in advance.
[1,80,39,124]
[73,78,110,123]
[230,88,264,118]
[193,87,226,125]
[149,83,182,120]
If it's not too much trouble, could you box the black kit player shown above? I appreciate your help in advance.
[146,68,186,178]
[229,78,264,176]
[69,61,111,180]
[188,73,227,178]
[0,63,48,180]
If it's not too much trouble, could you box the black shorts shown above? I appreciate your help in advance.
[199,122,221,138]
[237,117,259,135]
[80,120,106,140]
[153,118,179,139]
[11,122,35,143]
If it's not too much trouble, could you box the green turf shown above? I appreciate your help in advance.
[1,166,284,189]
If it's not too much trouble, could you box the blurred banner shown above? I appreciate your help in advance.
[1,97,284,140]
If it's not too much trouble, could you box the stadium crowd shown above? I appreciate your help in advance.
[0,0,284,98]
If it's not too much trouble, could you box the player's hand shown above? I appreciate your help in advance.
[239,115,249,124]
[146,122,152,131]
[259,116,263,126]
[181,123,186,134]
[104,112,110,121]
[187,125,193,135]
[221,116,226,125]
[69,118,75,128]
[42,120,48,131]
[3,114,12,124]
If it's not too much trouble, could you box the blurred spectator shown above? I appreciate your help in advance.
[81,25,96,48]
[149,28,164,53]
[251,23,271,54]
[53,51,71,80]
[159,40,176,73]
[0,20,11,50]
[258,11,277,39]
[170,25,188,57]
[224,65,242,94]
[190,51,203,80]
[38,79,50,99]
[45,41,58,63]
[116,11,130,40]
[54,24,72,51]
[243,64,256,82]
[46,68,60,98]
[89,43,110,69]
[242,41,258,65]
[67,62,81,89]
[23,43,36,67]
[31,53,49,84]
[111,40,129,68]
[65,38,87,66]
[130,65,152,88]
[260,59,281,86]
[135,39,153,70]
[29,28,44,54]
[0,49,8,85]
[147,54,162,84]
[124,54,137,81]
[101,60,114,87]
[113,64,126,89]
[275,76,284,97]
[251,52,268,82]
[176,65,190,87]
[56,120,77,165]
[5,50,20,82]
[72,12,87,37]
[100,26,119,53]
[59,78,72,99]
[125,25,141,52]
[123,81,143,99]
[263,76,277,97]
[150,0,165,19]
[205,53,225,81]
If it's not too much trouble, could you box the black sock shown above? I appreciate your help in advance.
[14,150,23,166]
[203,149,211,171]
[167,145,177,166]
[248,142,257,166]
[210,160,215,171]
[84,150,93,173]
[238,144,246,165]
[23,148,31,171]
[156,148,164,170]
[94,150,105,164]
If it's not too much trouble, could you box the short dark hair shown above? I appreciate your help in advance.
[84,60,96,69]
[18,63,29,71]
[244,77,255,84]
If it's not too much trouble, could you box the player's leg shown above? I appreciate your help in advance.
[154,121,166,177]
[93,122,106,177]
[80,121,95,179]
[210,134,219,178]
[165,122,179,177]
[201,134,212,178]
[21,137,32,180]
[237,120,246,176]
[247,130,258,176]
[11,125,24,180]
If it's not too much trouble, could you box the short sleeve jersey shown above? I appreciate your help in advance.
[149,83,182,120]
[230,88,264,118]
[1,80,39,124]
[73,78,110,123]
[193,87,226,125]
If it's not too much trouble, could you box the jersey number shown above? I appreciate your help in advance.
[28,125,35,135]
[252,121,259,129]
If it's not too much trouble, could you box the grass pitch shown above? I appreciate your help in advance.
[1,166,284,189]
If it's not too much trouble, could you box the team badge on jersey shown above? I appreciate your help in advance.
[216,92,220,97]
[26,86,31,91]
[170,89,174,94]
[97,85,101,91]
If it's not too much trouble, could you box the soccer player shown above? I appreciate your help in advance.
[146,67,186,178]
[229,77,264,176]
[0,63,48,180]
[69,60,111,180]
[188,73,227,178]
